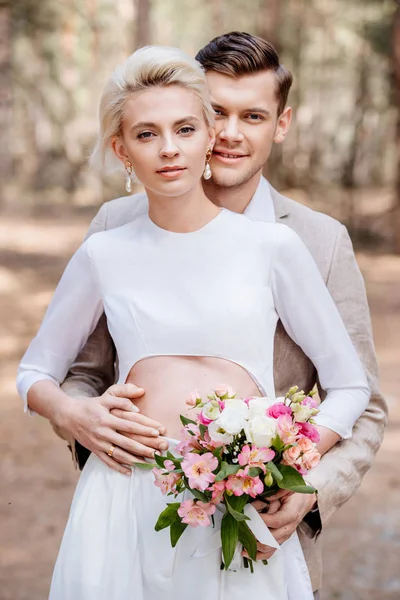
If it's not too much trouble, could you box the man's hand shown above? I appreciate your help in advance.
[55,383,167,475]
[243,492,317,561]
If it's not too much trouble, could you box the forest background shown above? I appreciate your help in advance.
[0,1,399,599]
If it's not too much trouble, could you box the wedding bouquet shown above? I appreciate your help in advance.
[137,385,321,571]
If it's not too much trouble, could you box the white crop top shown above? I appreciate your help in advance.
[17,209,370,439]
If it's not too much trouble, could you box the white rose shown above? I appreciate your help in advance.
[208,420,234,445]
[202,400,221,421]
[216,399,248,435]
[292,403,313,423]
[245,415,277,448]
[247,397,276,420]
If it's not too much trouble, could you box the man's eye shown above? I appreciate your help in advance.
[247,114,263,121]
[137,131,154,139]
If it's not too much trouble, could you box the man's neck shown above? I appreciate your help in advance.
[203,171,263,214]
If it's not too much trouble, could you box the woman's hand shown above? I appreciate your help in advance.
[55,383,168,475]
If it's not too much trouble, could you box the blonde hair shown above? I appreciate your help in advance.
[91,46,215,172]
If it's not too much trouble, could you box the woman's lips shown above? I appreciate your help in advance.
[156,167,187,179]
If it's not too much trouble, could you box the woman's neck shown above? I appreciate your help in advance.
[145,184,221,233]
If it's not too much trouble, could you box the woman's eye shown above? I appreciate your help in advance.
[137,131,155,139]
[214,109,223,116]
[179,126,195,135]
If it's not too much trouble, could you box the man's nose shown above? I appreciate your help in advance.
[217,117,244,144]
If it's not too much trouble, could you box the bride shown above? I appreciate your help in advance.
[17,46,369,600]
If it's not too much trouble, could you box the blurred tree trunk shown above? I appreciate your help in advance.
[257,0,283,187]
[341,42,369,234]
[209,0,225,36]
[256,0,282,53]
[135,0,151,49]
[0,0,12,196]
[393,0,400,253]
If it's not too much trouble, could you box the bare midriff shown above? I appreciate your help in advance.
[125,356,262,439]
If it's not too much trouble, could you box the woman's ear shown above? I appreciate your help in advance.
[207,127,216,151]
[112,136,130,164]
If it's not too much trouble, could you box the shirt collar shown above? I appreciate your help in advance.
[243,176,275,223]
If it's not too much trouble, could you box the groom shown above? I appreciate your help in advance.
[56,32,386,596]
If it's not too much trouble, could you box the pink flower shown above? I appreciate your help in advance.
[302,448,321,471]
[297,422,320,443]
[198,412,213,426]
[210,481,226,504]
[297,437,314,453]
[214,385,235,399]
[185,389,201,407]
[238,444,275,470]
[181,452,218,491]
[267,403,293,419]
[277,414,300,445]
[225,469,264,498]
[294,463,308,476]
[164,460,176,471]
[302,396,318,409]
[153,468,180,495]
[282,445,302,466]
[177,499,216,527]
[175,426,202,456]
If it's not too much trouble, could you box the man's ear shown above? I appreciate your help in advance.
[112,136,130,164]
[273,107,292,144]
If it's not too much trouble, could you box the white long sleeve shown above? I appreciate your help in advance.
[17,241,103,411]
[271,224,370,439]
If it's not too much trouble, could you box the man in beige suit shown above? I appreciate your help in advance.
[56,32,387,597]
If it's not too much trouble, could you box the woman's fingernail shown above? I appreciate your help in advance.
[152,429,160,436]
[154,450,161,456]
[159,442,168,450]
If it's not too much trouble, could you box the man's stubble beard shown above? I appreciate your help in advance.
[210,159,266,191]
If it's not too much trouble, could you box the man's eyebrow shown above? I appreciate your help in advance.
[211,103,271,117]
[131,116,201,131]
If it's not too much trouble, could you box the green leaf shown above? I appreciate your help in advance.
[199,423,207,438]
[267,460,283,482]
[221,513,239,569]
[180,415,197,427]
[190,488,210,502]
[133,461,156,470]
[154,454,166,469]
[246,467,262,477]
[226,494,249,513]
[238,520,257,561]
[276,464,316,494]
[224,493,250,522]
[215,462,241,482]
[271,435,285,453]
[154,503,181,531]
[170,517,188,547]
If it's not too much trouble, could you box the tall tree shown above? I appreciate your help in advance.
[393,0,400,253]
[135,0,150,49]
[0,0,12,194]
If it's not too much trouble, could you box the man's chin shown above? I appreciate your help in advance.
[210,168,251,189]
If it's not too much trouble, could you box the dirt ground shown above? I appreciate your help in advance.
[0,212,399,600]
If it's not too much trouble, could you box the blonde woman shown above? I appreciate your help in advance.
[17,46,369,600]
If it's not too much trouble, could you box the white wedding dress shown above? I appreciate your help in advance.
[17,209,369,600]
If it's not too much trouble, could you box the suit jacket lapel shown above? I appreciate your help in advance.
[270,184,291,221]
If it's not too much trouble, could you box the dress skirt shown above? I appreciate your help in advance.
[49,441,314,600]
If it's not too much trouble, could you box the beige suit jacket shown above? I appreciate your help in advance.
[60,186,387,591]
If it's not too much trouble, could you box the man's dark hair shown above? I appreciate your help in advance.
[195,31,293,115]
